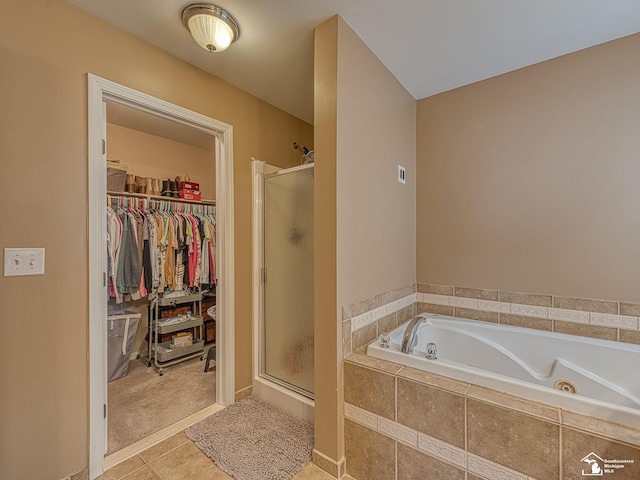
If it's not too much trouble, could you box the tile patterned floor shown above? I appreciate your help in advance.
[98,431,336,480]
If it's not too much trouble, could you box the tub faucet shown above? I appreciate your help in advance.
[401,316,426,354]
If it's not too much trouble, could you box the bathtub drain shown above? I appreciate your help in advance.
[555,380,578,394]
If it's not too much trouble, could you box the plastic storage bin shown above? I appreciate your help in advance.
[107,311,141,382]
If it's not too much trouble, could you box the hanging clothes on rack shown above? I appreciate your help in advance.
[107,194,216,303]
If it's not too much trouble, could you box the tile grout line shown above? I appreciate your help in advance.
[558,417,563,480]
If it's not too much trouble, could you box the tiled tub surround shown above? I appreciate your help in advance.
[343,284,640,360]
[417,284,640,345]
[341,285,640,478]
[342,284,417,356]
[368,314,640,426]
[343,354,640,480]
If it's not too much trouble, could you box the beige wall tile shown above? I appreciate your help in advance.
[417,433,466,470]
[450,296,479,309]
[553,321,617,341]
[561,411,640,447]
[590,312,638,330]
[510,303,548,319]
[345,354,404,375]
[479,299,512,314]
[467,454,528,480]
[344,363,396,420]
[417,303,454,316]
[500,291,553,307]
[562,427,640,480]
[548,307,590,324]
[467,474,485,480]
[345,420,395,480]
[376,289,399,307]
[554,296,618,314]
[500,313,553,331]
[397,378,465,448]
[620,302,640,317]
[467,399,560,479]
[455,287,499,301]
[397,284,417,298]
[397,366,470,395]
[397,443,465,480]
[619,329,640,345]
[418,284,454,295]
[397,304,415,325]
[352,322,377,351]
[344,403,379,430]
[454,308,499,323]
[344,298,377,320]
[378,313,397,334]
[378,417,418,447]
[419,293,450,306]
[467,386,560,422]
[342,319,352,358]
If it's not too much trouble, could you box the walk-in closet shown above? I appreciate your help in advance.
[104,101,218,456]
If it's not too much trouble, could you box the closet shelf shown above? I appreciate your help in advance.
[107,190,215,206]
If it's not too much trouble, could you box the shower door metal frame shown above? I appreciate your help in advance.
[258,162,314,400]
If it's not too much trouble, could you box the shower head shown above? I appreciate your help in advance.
[293,142,309,155]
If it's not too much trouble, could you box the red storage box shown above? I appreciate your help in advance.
[179,181,199,191]
[179,189,201,201]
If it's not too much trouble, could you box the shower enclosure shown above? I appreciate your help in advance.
[252,160,314,421]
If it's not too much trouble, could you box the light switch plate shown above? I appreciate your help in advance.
[4,248,45,276]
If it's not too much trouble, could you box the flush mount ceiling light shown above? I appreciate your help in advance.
[182,3,239,53]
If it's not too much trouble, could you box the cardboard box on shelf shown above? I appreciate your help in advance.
[179,181,199,191]
[171,332,193,348]
[179,189,201,201]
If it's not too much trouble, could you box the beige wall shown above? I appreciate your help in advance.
[107,123,216,200]
[313,15,416,473]
[417,33,640,303]
[0,1,312,478]
[336,20,416,309]
[313,15,340,470]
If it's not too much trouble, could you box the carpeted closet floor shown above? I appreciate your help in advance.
[108,351,216,455]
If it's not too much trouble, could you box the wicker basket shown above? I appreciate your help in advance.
[107,167,127,192]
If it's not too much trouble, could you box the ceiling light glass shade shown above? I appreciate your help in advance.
[182,4,239,53]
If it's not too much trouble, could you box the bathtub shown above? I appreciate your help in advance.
[367,313,640,426]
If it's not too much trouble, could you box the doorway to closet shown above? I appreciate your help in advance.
[88,74,235,479]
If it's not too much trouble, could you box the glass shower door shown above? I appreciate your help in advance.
[262,165,314,398]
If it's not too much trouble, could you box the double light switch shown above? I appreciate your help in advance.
[3,248,45,276]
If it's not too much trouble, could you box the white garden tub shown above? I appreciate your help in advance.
[367,313,640,426]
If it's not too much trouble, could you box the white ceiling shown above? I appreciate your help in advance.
[68,0,640,124]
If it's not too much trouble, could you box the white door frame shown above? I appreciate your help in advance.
[87,74,235,478]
